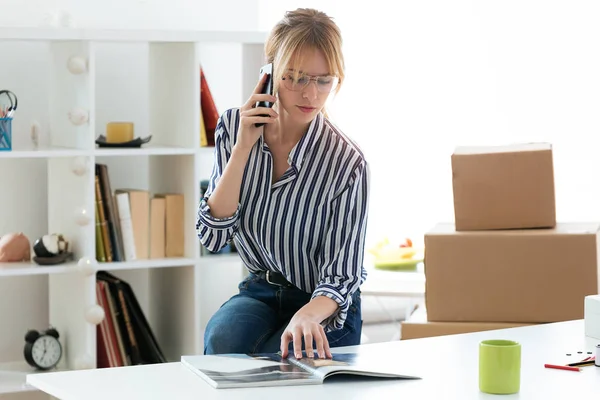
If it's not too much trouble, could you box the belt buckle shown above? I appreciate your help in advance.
[266,270,283,287]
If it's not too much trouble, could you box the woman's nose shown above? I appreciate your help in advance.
[302,81,319,99]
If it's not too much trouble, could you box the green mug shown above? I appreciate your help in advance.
[479,339,521,394]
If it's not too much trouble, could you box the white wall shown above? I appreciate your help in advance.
[1,0,260,31]
[258,1,600,247]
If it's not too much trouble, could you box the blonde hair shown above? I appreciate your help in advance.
[264,8,345,117]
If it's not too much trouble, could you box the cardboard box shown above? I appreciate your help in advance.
[424,222,600,323]
[584,294,600,340]
[451,142,556,231]
[401,307,532,340]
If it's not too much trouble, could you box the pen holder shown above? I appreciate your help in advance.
[0,117,12,151]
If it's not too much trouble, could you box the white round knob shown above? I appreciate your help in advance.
[77,257,96,276]
[71,156,88,176]
[68,108,89,126]
[67,56,87,75]
[74,207,91,226]
[85,304,105,325]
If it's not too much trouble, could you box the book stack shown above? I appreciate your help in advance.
[94,163,185,262]
[410,143,600,339]
[95,271,166,367]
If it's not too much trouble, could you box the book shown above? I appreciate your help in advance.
[97,271,167,365]
[200,67,219,147]
[181,350,421,389]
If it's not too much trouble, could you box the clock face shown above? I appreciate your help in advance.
[31,335,62,369]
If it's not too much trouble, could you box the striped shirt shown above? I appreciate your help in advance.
[196,108,370,331]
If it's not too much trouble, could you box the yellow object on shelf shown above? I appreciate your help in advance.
[374,258,422,271]
[106,122,134,143]
[368,236,424,271]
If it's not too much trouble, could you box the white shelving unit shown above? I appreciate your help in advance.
[0,27,265,397]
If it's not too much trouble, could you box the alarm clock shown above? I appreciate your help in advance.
[24,327,63,370]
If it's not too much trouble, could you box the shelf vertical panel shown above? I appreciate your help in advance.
[48,41,95,150]
[47,153,95,258]
[47,154,97,372]
[46,39,97,370]
[148,42,198,149]
[241,43,266,102]
[48,271,95,372]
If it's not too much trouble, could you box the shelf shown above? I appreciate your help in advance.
[0,146,89,159]
[0,28,265,385]
[0,257,208,277]
[0,27,267,44]
[94,145,197,157]
[0,361,66,395]
[197,146,216,156]
[0,261,78,277]
[198,253,241,267]
[96,257,199,272]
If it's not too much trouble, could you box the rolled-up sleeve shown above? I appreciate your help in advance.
[196,111,241,252]
[311,161,370,332]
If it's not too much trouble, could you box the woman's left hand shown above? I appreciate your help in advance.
[280,308,333,360]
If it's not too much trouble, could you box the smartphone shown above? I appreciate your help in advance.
[255,63,274,128]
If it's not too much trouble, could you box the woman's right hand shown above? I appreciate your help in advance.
[235,73,278,152]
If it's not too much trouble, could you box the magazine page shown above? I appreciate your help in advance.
[288,350,421,381]
[181,353,322,389]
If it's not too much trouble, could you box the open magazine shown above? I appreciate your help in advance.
[181,350,421,389]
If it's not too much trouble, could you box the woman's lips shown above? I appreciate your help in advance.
[297,106,315,113]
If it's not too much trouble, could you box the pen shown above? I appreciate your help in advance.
[544,364,581,372]
[567,357,595,367]
[567,361,595,367]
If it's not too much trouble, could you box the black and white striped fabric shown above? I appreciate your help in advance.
[196,108,370,331]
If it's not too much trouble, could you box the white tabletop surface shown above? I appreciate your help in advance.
[27,320,599,399]
[359,265,425,298]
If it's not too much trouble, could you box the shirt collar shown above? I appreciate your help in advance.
[288,112,324,171]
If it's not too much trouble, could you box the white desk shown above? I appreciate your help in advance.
[27,320,599,399]
[360,266,425,298]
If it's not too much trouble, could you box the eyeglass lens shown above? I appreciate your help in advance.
[283,74,338,93]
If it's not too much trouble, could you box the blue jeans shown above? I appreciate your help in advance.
[204,272,362,355]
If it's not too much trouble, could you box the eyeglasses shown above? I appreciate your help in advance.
[281,73,339,93]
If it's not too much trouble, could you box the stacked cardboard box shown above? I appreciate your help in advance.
[415,143,600,338]
[401,306,531,340]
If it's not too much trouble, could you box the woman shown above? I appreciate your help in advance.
[196,8,369,360]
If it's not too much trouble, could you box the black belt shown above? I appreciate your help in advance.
[255,270,294,287]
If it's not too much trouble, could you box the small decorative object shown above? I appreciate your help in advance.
[76,257,96,276]
[24,327,62,370]
[106,122,134,143]
[32,234,73,266]
[368,237,423,271]
[68,108,89,126]
[74,207,91,226]
[95,134,152,148]
[0,232,31,262]
[30,120,40,149]
[70,156,88,176]
[66,56,87,75]
[85,304,105,325]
